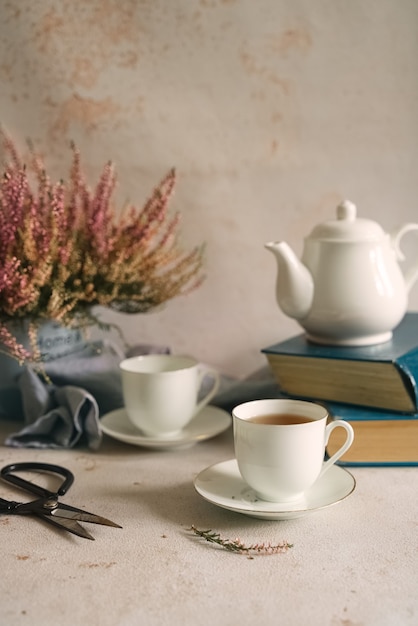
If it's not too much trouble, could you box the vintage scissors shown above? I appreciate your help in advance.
[0,462,122,540]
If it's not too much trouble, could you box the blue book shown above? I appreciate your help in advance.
[325,401,418,467]
[262,312,418,413]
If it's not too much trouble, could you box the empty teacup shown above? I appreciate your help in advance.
[120,355,220,438]
[233,398,354,503]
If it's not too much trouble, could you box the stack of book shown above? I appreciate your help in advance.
[262,312,418,466]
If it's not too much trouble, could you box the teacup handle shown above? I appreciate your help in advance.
[319,420,354,478]
[194,366,220,415]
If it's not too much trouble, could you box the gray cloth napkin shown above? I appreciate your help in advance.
[5,367,101,450]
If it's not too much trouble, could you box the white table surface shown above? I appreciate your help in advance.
[0,415,417,626]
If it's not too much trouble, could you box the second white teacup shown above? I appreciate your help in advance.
[233,398,354,503]
[120,354,220,438]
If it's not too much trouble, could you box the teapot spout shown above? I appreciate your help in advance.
[265,241,314,320]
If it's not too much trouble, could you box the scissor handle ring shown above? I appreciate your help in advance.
[1,462,75,497]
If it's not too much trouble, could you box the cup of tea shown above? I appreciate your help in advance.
[232,398,354,503]
[119,354,220,438]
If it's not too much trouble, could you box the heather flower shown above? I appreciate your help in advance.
[0,130,205,363]
[190,526,293,556]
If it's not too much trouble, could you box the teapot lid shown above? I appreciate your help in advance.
[307,200,385,241]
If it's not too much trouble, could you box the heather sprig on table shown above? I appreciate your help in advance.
[190,526,293,555]
[0,130,205,362]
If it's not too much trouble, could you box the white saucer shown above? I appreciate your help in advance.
[194,459,355,520]
[100,405,231,449]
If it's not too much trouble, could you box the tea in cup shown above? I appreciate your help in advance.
[120,355,220,438]
[233,398,354,503]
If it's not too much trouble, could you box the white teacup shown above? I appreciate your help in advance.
[233,398,354,503]
[120,355,220,438]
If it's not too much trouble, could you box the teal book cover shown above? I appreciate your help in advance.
[262,312,418,412]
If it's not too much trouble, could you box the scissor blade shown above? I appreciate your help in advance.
[36,513,95,540]
[52,503,122,528]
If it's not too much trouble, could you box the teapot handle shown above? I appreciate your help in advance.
[391,223,418,291]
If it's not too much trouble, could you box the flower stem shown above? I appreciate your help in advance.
[190,526,292,555]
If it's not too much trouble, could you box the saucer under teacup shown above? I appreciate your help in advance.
[194,459,355,520]
[100,405,231,449]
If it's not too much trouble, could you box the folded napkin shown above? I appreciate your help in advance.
[5,367,101,450]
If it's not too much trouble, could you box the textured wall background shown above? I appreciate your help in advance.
[1,0,418,377]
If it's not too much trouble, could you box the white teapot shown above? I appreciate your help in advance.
[265,200,418,345]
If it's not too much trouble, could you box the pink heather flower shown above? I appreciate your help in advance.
[0,129,204,364]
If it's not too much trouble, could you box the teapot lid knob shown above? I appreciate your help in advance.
[308,199,386,241]
[337,200,357,221]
